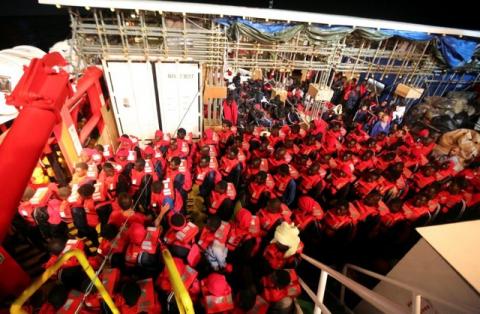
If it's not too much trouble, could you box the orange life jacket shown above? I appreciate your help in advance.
[209,183,236,215]
[198,221,231,250]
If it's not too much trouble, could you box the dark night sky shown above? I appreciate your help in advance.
[0,0,478,51]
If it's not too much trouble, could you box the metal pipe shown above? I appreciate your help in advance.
[298,278,332,314]
[313,270,329,314]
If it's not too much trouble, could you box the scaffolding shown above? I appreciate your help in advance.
[61,6,480,124]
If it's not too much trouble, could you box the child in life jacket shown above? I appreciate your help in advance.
[208,180,236,221]
[260,269,301,312]
[200,273,235,314]
[273,164,297,206]
[263,222,303,271]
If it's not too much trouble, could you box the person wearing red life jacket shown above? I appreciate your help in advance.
[335,150,356,175]
[154,129,171,154]
[218,120,236,149]
[143,145,165,179]
[166,156,192,209]
[113,148,131,174]
[267,125,284,149]
[284,138,300,157]
[380,198,407,232]
[70,162,93,187]
[200,128,220,151]
[233,289,269,314]
[124,223,161,272]
[362,137,382,155]
[166,138,186,160]
[402,194,431,225]
[354,171,382,198]
[176,127,192,153]
[354,149,376,174]
[310,118,328,138]
[226,208,261,261]
[251,138,271,160]
[382,162,412,199]
[96,224,127,268]
[108,193,148,228]
[288,124,306,144]
[200,272,235,314]
[434,160,457,182]
[164,213,201,266]
[323,201,355,239]
[347,123,370,143]
[261,269,301,312]
[263,222,303,271]
[245,157,267,182]
[374,131,388,148]
[198,215,231,251]
[17,186,37,227]
[268,146,290,172]
[156,256,200,300]
[273,164,297,206]
[70,184,100,246]
[436,179,465,221]
[298,163,324,195]
[115,279,162,314]
[151,180,183,215]
[97,162,119,201]
[129,158,158,210]
[223,94,239,126]
[220,146,243,188]
[293,195,324,233]
[375,151,400,171]
[248,171,274,211]
[413,164,437,192]
[352,191,388,238]
[208,180,236,221]
[195,155,222,198]
[300,135,320,160]
[257,198,292,238]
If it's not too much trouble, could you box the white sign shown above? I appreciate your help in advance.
[155,63,200,136]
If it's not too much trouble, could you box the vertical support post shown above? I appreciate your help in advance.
[412,293,422,314]
[340,265,348,305]
[313,270,329,314]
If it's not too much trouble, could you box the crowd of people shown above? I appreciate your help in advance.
[13,75,480,314]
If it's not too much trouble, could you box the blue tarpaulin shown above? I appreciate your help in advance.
[436,36,478,68]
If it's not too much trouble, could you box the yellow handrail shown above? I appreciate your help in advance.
[161,249,195,314]
[10,249,119,314]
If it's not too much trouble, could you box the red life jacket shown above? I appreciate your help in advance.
[262,269,302,302]
[226,215,261,251]
[130,169,145,191]
[460,168,480,188]
[380,211,406,227]
[98,171,119,200]
[44,239,85,269]
[220,156,241,177]
[157,257,199,294]
[164,222,199,245]
[151,190,183,213]
[125,227,160,267]
[263,243,302,270]
[18,201,35,225]
[198,221,231,250]
[97,231,127,256]
[403,202,430,222]
[200,277,235,314]
[353,200,383,222]
[294,196,324,230]
[413,173,436,190]
[209,183,236,215]
[258,207,292,233]
[166,166,192,192]
[330,172,356,194]
[324,210,353,230]
[299,173,322,194]
[118,279,161,314]
[273,173,293,197]
[195,165,222,186]
[438,191,464,211]
[354,179,378,197]
[56,290,84,314]
[177,138,191,156]
[355,158,375,173]
[29,186,53,207]
[248,176,274,204]
[435,164,456,181]
[268,156,288,170]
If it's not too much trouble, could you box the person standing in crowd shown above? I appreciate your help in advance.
[370,113,391,137]
[222,94,238,126]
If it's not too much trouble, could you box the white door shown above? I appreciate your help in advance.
[155,62,201,136]
[104,61,160,140]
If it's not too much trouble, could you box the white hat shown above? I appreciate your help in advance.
[271,222,301,258]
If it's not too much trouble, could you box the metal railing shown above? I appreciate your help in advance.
[341,263,476,314]
[300,253,406,314]
[10,249,119,314]
[162,248,195,314]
